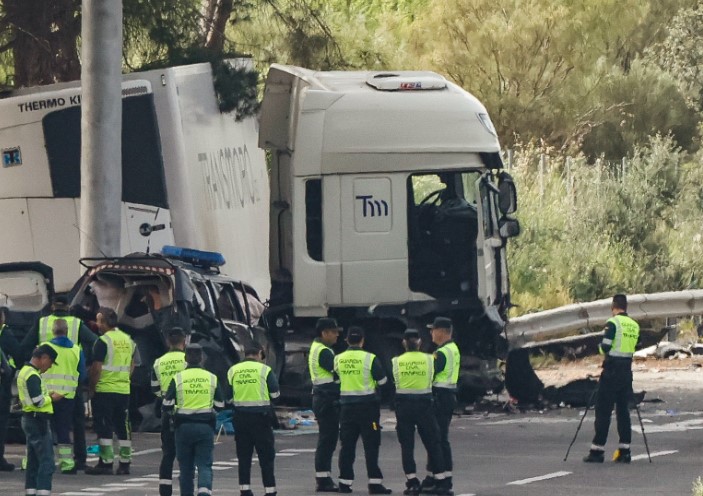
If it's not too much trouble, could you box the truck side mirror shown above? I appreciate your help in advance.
[498,172,517,215]
[499,217,520,238]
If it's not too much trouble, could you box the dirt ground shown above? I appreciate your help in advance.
[535,355,703,393]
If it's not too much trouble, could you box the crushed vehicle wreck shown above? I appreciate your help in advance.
[70,248,279,427]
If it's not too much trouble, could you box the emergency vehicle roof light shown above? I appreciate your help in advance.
[161,245,226,268]
[366,75,447,91]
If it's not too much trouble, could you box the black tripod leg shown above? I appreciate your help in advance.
[564,387,598,462]
[634,403,652,463]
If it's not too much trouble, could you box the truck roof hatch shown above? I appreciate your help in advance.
[366,74,447,91]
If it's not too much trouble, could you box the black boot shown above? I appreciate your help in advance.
[419,476,435,494]
[317,477,340,492]
[613,448,631,464]
[159,481,173,496]
[338,484,352,494]
[433,478,454,496]
[0,458,15,472]
[583,450,605,463]
[240,490,254,496]
[85,460,113,475]
[115,462,130,475]
[403,478,421,495]
[369,483,392,494]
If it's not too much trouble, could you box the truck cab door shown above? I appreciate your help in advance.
[475,174,508,317]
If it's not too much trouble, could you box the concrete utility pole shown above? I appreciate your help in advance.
[80,0,123,258]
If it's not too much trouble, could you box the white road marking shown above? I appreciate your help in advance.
[81,488,127,492]
[60,493,104,496]
[635,419,703,433]
[131,448,163,456]
[507,471,572,485]
[212,466,231,470]
[280,448,316,453]
[456,493,476,496]
[102,483,149,487]
[213,461,239,466]
[277,453,298,457]
[631,450,678,461]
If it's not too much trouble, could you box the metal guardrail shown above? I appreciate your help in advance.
[507,290,703,348]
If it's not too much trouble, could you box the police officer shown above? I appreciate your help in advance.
[163,344,224,496]
[584,294,640,464]
[86,307,138,475]
[421,317,459,494]
[22,295,97,471]
[0,306,21,471]
[334,326,392,495]
[227,343,280,496]
[309,318,342,492]
[393,329,450,496]
[152,327,187,496]
[18,344,60,496]
[44,318,86,474]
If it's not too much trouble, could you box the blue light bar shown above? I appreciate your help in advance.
[161,245,226,268]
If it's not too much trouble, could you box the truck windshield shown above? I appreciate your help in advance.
[407,170,480,299]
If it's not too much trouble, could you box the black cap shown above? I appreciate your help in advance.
[33,344,58,365]
[346,326,365,340]
[427,316,453,330]
[316,318,341,333]
[404,328,420,339]
[52,295,69,307]
[167,327,187,337]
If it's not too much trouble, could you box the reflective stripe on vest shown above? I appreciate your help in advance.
[96,329,135,394]
[434,342,460,389]
[392,351,434,395]
[607,315,640,358]
[43,342,80,399]
[17,365,53,414]
[227,361,272,407]
[308,340,335,386]
[39,316,81,346]
[334,349,376,396]
[154,351,187,395]
[174,368,217,415]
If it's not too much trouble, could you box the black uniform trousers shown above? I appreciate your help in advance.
[428,389,456,475]
[395,398,445,477]
[159,414,177,496]
[92,392,131,463]
[592,360,633,448]
[312,393,339,475]
[338,401,384,485]
[234,410,276,490]
[0,372,12,461]
[73,388,87,466]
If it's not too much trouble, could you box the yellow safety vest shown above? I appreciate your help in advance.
[174,368,217,415]
[603,315,640,358]
[153,351,186,396]
[308,340,335,386]
[392,351,434,395]
[39,315,81,347]
[334,349,377,397]
[227,361,272,407]
[17,365,53,414]
[434,341,460,390]
[96,329,135,395]
[43,342,80,399]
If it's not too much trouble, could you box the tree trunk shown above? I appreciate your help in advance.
[204,0,234,54]
[4,0,81,87]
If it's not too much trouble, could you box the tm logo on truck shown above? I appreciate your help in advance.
[356,195,389,217]
[2,147,22,167]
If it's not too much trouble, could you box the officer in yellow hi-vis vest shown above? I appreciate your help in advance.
[584,294,640,464]
[227,343,280,496]
[21,295,97,471]
[308,318,341,493]
[163,344,224,496]
[86,307,139,476]
[152,327,187,496]
[0,306,22,471]
[392,329,450,496]
[44,318,86,474]
[18,344,60,496]
[421,317,460,494]
[333,327,391,495]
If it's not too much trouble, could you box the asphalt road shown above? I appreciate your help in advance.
[2,392,702,496]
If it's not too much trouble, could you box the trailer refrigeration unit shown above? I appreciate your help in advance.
[0,61,519,401]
